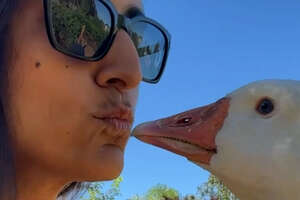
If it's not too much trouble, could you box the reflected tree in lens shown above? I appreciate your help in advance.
[139,41,165,80]
[51,0,111,57]
[130,22,165,80]
[153,43,160,53]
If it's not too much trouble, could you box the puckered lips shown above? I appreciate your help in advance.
[132,97,230,165]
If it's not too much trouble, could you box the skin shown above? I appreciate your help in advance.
[2,0,143,199]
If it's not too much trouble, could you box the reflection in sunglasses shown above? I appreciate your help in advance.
[138,43,161,57]
[51,0,111,57]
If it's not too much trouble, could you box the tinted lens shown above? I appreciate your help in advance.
[130,22,166,81]
[48,0,112,58]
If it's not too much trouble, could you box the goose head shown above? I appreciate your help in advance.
[132,80,300,200]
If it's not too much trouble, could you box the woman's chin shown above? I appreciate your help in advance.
[94,144,124,180]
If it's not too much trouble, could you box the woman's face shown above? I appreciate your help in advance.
[5,0,143,182]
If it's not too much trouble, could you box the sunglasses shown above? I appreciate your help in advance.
[43,0,171,83]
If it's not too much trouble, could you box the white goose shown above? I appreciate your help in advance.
[133,79,300,200]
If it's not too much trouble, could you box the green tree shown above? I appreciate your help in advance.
[128,184,180,200]
[197,174,239,200]
[80,177,123,200]
[126,174,239,200]
[146,184,179,200]
[78,174,238,200]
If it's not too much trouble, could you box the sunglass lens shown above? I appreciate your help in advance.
[48,0,112,58]
[130,22,167,81]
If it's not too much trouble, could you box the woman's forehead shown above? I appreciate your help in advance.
[110,0,143,14]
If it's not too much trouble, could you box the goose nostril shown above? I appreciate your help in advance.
[177,117,192,124]
[172,117,193,127]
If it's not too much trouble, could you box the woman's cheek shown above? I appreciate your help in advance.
[128,87,139,110]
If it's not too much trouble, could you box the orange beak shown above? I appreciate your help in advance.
[132,97,230,165]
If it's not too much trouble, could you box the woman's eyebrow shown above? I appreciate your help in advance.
[124,6,145,18]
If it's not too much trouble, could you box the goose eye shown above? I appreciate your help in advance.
[256,98,274,115]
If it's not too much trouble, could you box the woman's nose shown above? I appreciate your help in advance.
[95,30,142,91]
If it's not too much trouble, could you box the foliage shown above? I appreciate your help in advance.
[197,175,239,200]
[80,177,123,200]
[127,174,239,200]
[78,174,239,200]
[128,184,179,200]
[145,184,179,200]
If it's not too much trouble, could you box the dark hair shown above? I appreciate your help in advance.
[0,1,90,199]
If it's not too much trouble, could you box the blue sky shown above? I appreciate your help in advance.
[100,0,300,199]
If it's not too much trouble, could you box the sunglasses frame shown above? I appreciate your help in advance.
[43,0,171,83]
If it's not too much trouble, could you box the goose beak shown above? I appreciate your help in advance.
[132,97,230,165]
